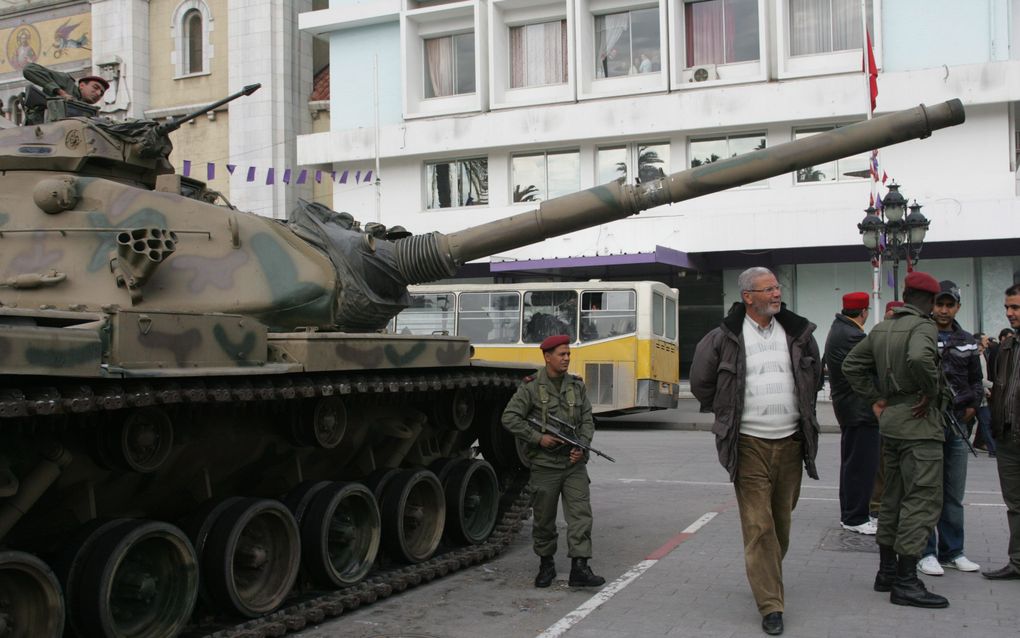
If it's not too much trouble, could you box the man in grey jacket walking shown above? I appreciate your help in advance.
[691,267,823,636]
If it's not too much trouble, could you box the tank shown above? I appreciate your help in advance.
[0,86,965,638]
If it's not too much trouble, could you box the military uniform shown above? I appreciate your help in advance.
[842,294,949,608]
[502,366,596,559]
[22,63,106,124]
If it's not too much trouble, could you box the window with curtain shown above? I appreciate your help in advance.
[426,157,488,208]
[794,125,868,182]
[510,20,568,88]
[595,7,660,78]
[424,33,476,98]
[789,0,873,56]
[512,150,580,202]
[684,0,760,67]
[185,9,203,73]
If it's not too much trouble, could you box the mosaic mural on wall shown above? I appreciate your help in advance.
[1,8,91,77]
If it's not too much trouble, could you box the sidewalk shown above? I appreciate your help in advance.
[554,434,1016,638]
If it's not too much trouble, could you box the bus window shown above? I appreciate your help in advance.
[580,290,636,341]
[652,292,664,336]
[665,296,677,340]
[523,290,577,343]
[459,292,520,344]
[399,293,455,335]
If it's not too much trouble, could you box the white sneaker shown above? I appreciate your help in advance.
[918,555,944,576]
[840,520,878,535]
[942,555,980,572]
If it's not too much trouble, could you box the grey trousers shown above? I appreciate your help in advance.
[529,461,594,558]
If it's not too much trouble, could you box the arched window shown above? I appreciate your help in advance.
[186,9,203,74]
[172,1,213,77]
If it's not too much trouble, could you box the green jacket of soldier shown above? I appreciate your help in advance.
[23,63,86,101]
[842,303,945,441]
[501,367,595,468]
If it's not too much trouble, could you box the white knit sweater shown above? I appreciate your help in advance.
[740,316,800,439]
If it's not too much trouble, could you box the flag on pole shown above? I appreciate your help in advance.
[881,170,888,184]
[864,31,879,112]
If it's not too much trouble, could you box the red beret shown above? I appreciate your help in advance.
[903,271,940,295]
[539,335,570,352]
[842,292,870,310]
[885,300,905,313]
[79,75,110,91]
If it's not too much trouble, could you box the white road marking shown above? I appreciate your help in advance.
[535,512,718,638]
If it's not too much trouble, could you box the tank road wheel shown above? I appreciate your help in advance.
[379,469,445,563]
[300,482,380,587]
[203,498,300,618]
[0,551,64,638]
[362,468,400,503]
[72,520,198,638]
[443,459,500,546]
[293,397,347,448]
[430,388,475,431]
[98,407,175,474]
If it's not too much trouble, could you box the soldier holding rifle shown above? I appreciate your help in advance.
[502,334,606,589]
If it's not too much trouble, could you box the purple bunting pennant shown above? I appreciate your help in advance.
[315,170,322,183]
[363,170,373,183]
[354,170,361,183]
[182,160,191,177]
[246,167,256,182]
[330,171,337,183]
[265,168,275,185]
[296,169,307,184]
[282,169,291,184]
[207,163,215,180]
[227,164,236,174]
[339,170,348,184]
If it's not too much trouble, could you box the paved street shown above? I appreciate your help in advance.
[296,417,1015,638]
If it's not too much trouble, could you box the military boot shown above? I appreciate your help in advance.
[568,558,605,588]
[874,544,897,592]
[535,555,556,588]
[890,555,949,608]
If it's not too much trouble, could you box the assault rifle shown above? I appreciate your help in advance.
[942,407,979,458]
[525,416,615,462]
[942,376,979,457]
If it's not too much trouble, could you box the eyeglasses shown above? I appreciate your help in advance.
[745,285,782,294]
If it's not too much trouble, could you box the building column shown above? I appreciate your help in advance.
[90,0,150,119]
[228,0,313,219]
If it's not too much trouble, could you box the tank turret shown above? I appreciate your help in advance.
[0,98,964,331]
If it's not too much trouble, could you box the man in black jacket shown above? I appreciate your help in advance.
[825,292,879,535]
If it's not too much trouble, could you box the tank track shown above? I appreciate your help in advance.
[0,366,530,638]
[185,473,530,638]
[0,368,523,419]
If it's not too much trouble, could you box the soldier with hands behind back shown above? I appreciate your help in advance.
[842,271,949,609]
[502,335,605,589]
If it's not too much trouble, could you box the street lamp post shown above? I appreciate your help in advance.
[858,182,930,301]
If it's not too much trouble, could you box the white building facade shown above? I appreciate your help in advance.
[298,0,1020,371]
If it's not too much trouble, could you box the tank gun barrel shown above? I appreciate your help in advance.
[394,99,965,283]
[156,83,261,136]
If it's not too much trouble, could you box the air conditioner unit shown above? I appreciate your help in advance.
[685,64,718,83]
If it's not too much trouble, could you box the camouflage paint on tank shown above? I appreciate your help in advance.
[25,339,102,367]
[130,325,203,367]
[170,251,250,294]
[8,231,62,274]
[250,233,329,310]
[212,324,260,365]
[269,334,472,372]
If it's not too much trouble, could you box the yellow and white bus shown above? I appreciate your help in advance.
[392,281,679,415]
